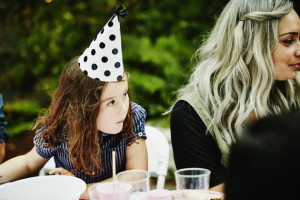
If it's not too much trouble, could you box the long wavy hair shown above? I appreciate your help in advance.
[33,56,134,177]
[177,0,300,144]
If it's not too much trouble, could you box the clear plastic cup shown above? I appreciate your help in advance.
[117,169,150,200]
[174,168,211,200]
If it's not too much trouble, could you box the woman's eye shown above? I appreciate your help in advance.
[123,91,128,97]
[283,39,294,44]
[107,100,115,107]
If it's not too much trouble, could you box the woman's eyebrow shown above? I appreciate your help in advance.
[279,32,298,37]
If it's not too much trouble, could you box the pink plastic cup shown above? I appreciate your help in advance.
[95,182,132,200]
[148,189,171,200]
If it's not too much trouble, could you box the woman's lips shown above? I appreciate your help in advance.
[117,120,124,124]
[290,63,300,70]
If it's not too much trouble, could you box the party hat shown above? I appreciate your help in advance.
[78,6,128,82]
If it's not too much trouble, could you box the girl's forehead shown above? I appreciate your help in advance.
[101,79,128,101]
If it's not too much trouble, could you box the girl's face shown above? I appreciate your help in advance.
[272,9,300,81]
[96,76,129,134]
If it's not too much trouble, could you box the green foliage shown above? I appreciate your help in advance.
[4,100,41,114]
[0,0,227,135]
[3,100,42,136]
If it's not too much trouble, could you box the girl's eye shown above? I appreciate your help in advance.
[107,100,115,107]
[123,91,128,97]
[283,39,294,45]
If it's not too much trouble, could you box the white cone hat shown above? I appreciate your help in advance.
[78,6,128,82]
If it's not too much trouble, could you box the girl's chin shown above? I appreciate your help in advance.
[98,126,123,134]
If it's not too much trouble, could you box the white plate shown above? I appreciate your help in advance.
[0,175,86,200]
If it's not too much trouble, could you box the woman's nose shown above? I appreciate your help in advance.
[296,41,300,57]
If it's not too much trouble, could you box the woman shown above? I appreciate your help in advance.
[171,0,300,192]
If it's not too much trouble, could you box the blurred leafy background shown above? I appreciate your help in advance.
[0,0,228,137]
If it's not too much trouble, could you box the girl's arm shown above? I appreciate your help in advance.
[0,146,48,184]
[52,138,148,200]
[50,137,148,175]
[125,138,148,170]
[50,168,112,200]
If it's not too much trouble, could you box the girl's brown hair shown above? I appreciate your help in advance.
[33,56,134,177]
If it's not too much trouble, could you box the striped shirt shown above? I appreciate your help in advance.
[34,102,147,184]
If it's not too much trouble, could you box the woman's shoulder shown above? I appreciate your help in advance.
[172,100,195,113]
[171,100,207,129]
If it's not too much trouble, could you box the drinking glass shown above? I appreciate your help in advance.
[117,169,150,200]
[174,168,211,200]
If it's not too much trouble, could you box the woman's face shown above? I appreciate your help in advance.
[272,9,300,81]
[96,76,129,134]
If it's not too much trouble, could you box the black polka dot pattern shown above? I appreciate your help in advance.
[99,42,105,49]
[104,70,111,77]
[112,48,118,55]
[115,62,120,68]
[92,64,97,70]
[109,34,116,41]
[78,14,124,82]
[102,57,108,63]
[117,75,123,81]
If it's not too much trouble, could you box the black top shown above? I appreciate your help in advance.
[170,100,225,187]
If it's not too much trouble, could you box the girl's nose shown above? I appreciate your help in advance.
[119,101,128,113]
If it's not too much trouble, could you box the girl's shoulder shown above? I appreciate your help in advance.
[131,102,146,111]
[131,102,147,119]
[34,126,69,144]
[131,102,147,139]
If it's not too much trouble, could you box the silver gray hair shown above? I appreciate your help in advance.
[177,0,300,144]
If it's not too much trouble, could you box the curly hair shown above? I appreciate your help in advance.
[177,0,300,144]
[33,56,134,177]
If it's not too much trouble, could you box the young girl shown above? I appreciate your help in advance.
[0,6,147,199]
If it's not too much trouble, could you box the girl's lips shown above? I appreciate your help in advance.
[117,120,124,124]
